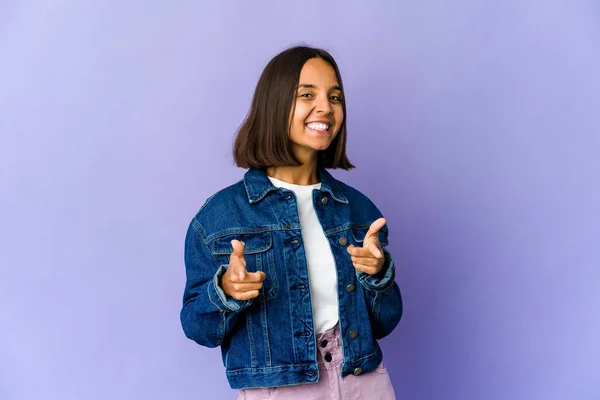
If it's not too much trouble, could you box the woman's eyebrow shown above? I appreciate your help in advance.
[298,83,342,91]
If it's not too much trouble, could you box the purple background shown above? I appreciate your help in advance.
[1,1,599,399]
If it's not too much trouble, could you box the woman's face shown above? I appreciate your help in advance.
[288,58,344,162]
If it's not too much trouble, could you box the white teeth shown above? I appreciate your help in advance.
[307,122,330,131]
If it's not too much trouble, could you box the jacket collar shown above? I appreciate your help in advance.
[243,166,349,205]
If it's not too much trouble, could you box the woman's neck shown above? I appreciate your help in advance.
[265,163,320,186]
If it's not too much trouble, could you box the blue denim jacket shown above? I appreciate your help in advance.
[180,167,403,389]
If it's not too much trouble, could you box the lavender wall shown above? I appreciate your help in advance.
[1,1,599,399]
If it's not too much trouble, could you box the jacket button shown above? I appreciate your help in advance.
[353,367,362,376]
[321,196,328,205]
[339,237,348,246]
[349,330,358,339]
[324,352,332,362]
[346,284,355,292]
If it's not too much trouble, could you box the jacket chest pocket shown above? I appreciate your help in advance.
[209,231,277,300]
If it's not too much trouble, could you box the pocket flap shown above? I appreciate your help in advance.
[209,231,272,255]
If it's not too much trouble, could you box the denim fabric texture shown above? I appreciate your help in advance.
[180,167,403,390]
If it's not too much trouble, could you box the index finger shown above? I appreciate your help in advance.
[242,271,266,283]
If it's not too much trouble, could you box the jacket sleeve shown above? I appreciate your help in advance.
[357,247,403,339]
[180,217,253,348]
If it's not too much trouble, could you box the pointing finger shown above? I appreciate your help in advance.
[365,218,386,239]
[244,271,266,282]
[348,244,382,258]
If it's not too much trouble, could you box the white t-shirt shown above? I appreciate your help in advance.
[267,176,339,333]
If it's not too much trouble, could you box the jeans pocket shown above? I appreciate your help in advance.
[375,361,387,374]
[238,387,278,399]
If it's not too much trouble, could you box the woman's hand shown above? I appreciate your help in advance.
[220,239,266,300]
[346,218,386,275]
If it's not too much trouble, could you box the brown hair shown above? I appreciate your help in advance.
[233,45,354,170]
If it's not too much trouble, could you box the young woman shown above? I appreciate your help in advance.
[181,46,403,399]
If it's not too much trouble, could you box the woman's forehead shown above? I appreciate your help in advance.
[298,58,340,88]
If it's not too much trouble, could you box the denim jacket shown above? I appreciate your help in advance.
[180,167,403,390]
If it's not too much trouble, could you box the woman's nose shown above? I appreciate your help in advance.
[315,94,333,114]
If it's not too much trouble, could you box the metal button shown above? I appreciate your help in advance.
[324,352,332,362]
[339,237,348,246]
[353,367,362,376]
[320,340,328,348]
[346,284,355,292]
[349,330,358,339]
[321,196,328,205]
[290,239,299,244]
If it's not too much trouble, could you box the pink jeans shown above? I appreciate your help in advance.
[237,324,396,399]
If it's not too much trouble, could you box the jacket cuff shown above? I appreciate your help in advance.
[208,265,253,312]
[356,249,396,292]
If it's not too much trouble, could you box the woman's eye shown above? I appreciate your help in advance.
[300,93,313,98]
[330,95,342,102]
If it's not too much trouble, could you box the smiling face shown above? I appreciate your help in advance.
[288,57,345,163]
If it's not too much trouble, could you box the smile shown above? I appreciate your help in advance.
[306,122,330,132]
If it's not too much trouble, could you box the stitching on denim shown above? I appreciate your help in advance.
[260,292,272,367]
[226,362,316,374]
[246,312,257,368]
[372,291,380,319]
[190,217,206,239]
[206,227,272,242]
[266,247,278,298]
[207,279,227,312]
[218,309,226,344]
[209,232,273,255]
[347,349,380,364]
[243,176,254,202]
[322,223,352,236]
[359,276,394,293]
[204,224,311,242]
[285,256,298,364]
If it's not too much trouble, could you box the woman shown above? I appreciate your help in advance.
[181,46,403,399]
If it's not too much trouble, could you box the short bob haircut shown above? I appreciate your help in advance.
[233,45,354,170]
